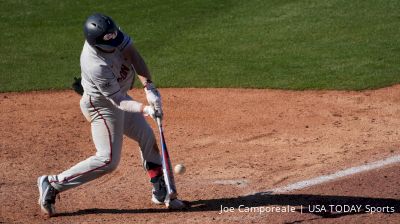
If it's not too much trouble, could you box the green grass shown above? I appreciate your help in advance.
[1,0,399,92]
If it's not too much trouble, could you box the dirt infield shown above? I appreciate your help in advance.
[1,86,400,223]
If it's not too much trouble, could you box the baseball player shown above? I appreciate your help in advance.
[37,13,185,217]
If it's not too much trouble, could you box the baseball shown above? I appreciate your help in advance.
[174,164,186,175]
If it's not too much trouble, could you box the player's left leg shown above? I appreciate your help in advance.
[123,111,167,204]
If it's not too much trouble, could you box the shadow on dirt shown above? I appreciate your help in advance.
[57,193,400,219]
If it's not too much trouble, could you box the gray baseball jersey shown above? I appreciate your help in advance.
[81,34,134,97]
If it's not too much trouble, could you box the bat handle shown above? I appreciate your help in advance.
[156,117,162,127]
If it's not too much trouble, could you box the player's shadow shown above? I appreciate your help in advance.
[57,192,400,219]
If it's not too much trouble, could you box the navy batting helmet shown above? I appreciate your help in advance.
[83,13,124,51]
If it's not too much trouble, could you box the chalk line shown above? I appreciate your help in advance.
[251,154,400,195]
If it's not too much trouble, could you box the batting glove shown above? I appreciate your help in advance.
[144,81,163,117]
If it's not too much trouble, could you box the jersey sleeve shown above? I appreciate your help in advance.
[90,64,121,97]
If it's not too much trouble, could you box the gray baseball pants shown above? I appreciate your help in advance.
[48,93,161,192]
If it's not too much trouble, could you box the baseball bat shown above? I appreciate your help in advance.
[156,117,177,201]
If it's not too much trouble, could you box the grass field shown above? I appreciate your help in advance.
[0,0,399,92]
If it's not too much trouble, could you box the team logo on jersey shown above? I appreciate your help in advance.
[117,64,130,82]
[103,31,118,41]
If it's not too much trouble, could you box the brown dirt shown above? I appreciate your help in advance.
[1,86,400,224]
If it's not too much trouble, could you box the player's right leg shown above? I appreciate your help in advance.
[37,94,124,216]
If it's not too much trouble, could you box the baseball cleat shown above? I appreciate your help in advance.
[150,175,167,205]
[37,176,58,217]
[150,175,186,209]
[151,194,164,205]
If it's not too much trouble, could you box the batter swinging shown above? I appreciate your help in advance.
[37,13,185,217]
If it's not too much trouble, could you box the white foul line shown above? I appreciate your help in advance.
[255,154,400,195]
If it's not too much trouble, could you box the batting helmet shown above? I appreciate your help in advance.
[83,13,124,51]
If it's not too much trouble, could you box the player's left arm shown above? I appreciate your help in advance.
[122,43,152,84]
[123,44,163,117]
